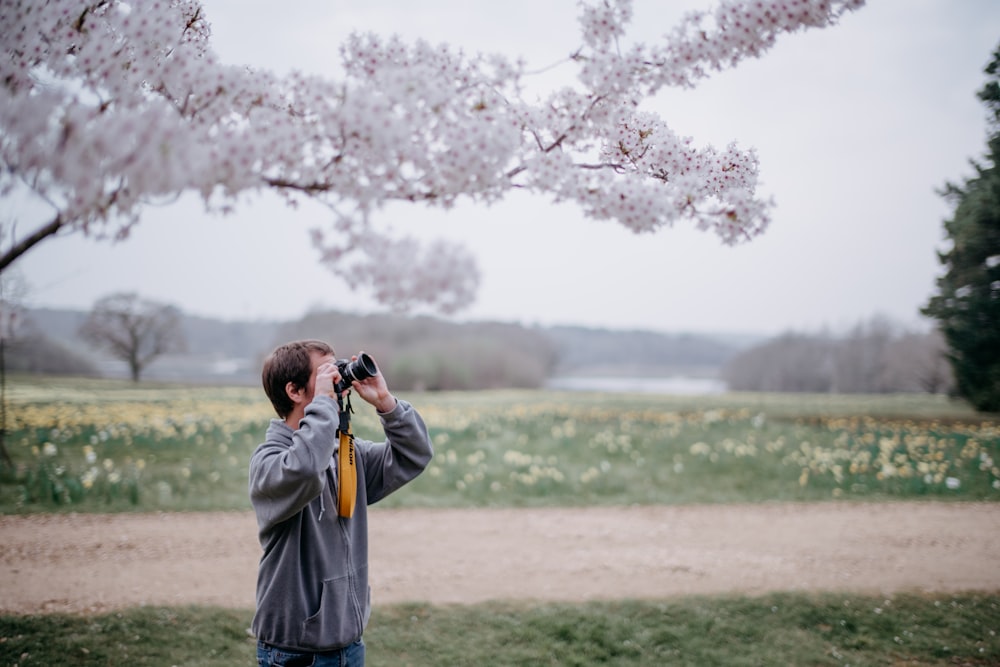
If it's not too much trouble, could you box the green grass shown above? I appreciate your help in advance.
[2,376,998,512]
[0,606,253,666]
[1,593,998,666]
[2,378,998,666]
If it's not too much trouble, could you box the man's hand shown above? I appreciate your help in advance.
[345,355,397,414]
[314,361,341,399]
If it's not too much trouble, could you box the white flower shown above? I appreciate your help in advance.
[0,0,864,311]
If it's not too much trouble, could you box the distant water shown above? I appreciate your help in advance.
[545,376,728,395]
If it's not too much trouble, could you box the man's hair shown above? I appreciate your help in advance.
[262,339,334,418]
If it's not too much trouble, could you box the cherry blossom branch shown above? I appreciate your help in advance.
[0,214,64,273]
[0,0,866,311]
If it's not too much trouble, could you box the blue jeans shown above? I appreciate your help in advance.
[256,640,365,667]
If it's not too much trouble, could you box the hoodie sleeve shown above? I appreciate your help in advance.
[249,395,339,530]
[359,398,434,504]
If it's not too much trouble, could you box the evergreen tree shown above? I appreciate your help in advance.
[922,44,1000,412]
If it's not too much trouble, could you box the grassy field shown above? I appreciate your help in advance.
[1,593,997,666]
[2,376,998,665]
[2,375,998,512]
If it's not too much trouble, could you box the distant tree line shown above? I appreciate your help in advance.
[545,325,737,376]
[2,299,958,397]
[5,305,560,390]
[275,310,558,391]
[722,317,954,394]
[1,276,98,376]
[3,322,98,376]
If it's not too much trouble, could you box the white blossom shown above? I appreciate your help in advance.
[0,0,865,311]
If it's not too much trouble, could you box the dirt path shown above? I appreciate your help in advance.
[1,502,998,614]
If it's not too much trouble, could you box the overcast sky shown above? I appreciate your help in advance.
[8,1,999,336]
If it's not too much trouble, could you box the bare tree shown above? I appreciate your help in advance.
[78,293,186,382]
[722,316,956,395]
[832,316,896,393]
[883,329,955,394]
[723,332,836,393]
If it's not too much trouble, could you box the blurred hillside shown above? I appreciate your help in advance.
[8,307,749,388]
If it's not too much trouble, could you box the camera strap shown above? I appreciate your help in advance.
[336,393,358,518]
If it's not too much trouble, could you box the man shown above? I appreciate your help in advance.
[249,339,433,666]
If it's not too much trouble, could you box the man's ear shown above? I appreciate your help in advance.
[285,381,306,407]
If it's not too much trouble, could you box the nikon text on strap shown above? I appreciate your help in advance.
[335,393,358,518]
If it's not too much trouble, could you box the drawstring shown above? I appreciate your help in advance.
[318,457,336,521]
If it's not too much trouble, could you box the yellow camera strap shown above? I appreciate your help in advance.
[336,393,357,518]
[337,427,357,518]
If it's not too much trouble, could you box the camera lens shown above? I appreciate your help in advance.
[343,352,378,385]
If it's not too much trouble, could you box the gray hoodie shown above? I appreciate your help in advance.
[248,394,432,652]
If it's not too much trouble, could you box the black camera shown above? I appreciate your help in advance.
[335,352,379,393]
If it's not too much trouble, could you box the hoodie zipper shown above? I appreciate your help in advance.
[338,515,365,630]
[328,461,364,630]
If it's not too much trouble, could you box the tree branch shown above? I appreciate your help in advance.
[0,214,64,273]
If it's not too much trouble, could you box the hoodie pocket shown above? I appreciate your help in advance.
[300,574,363,649]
